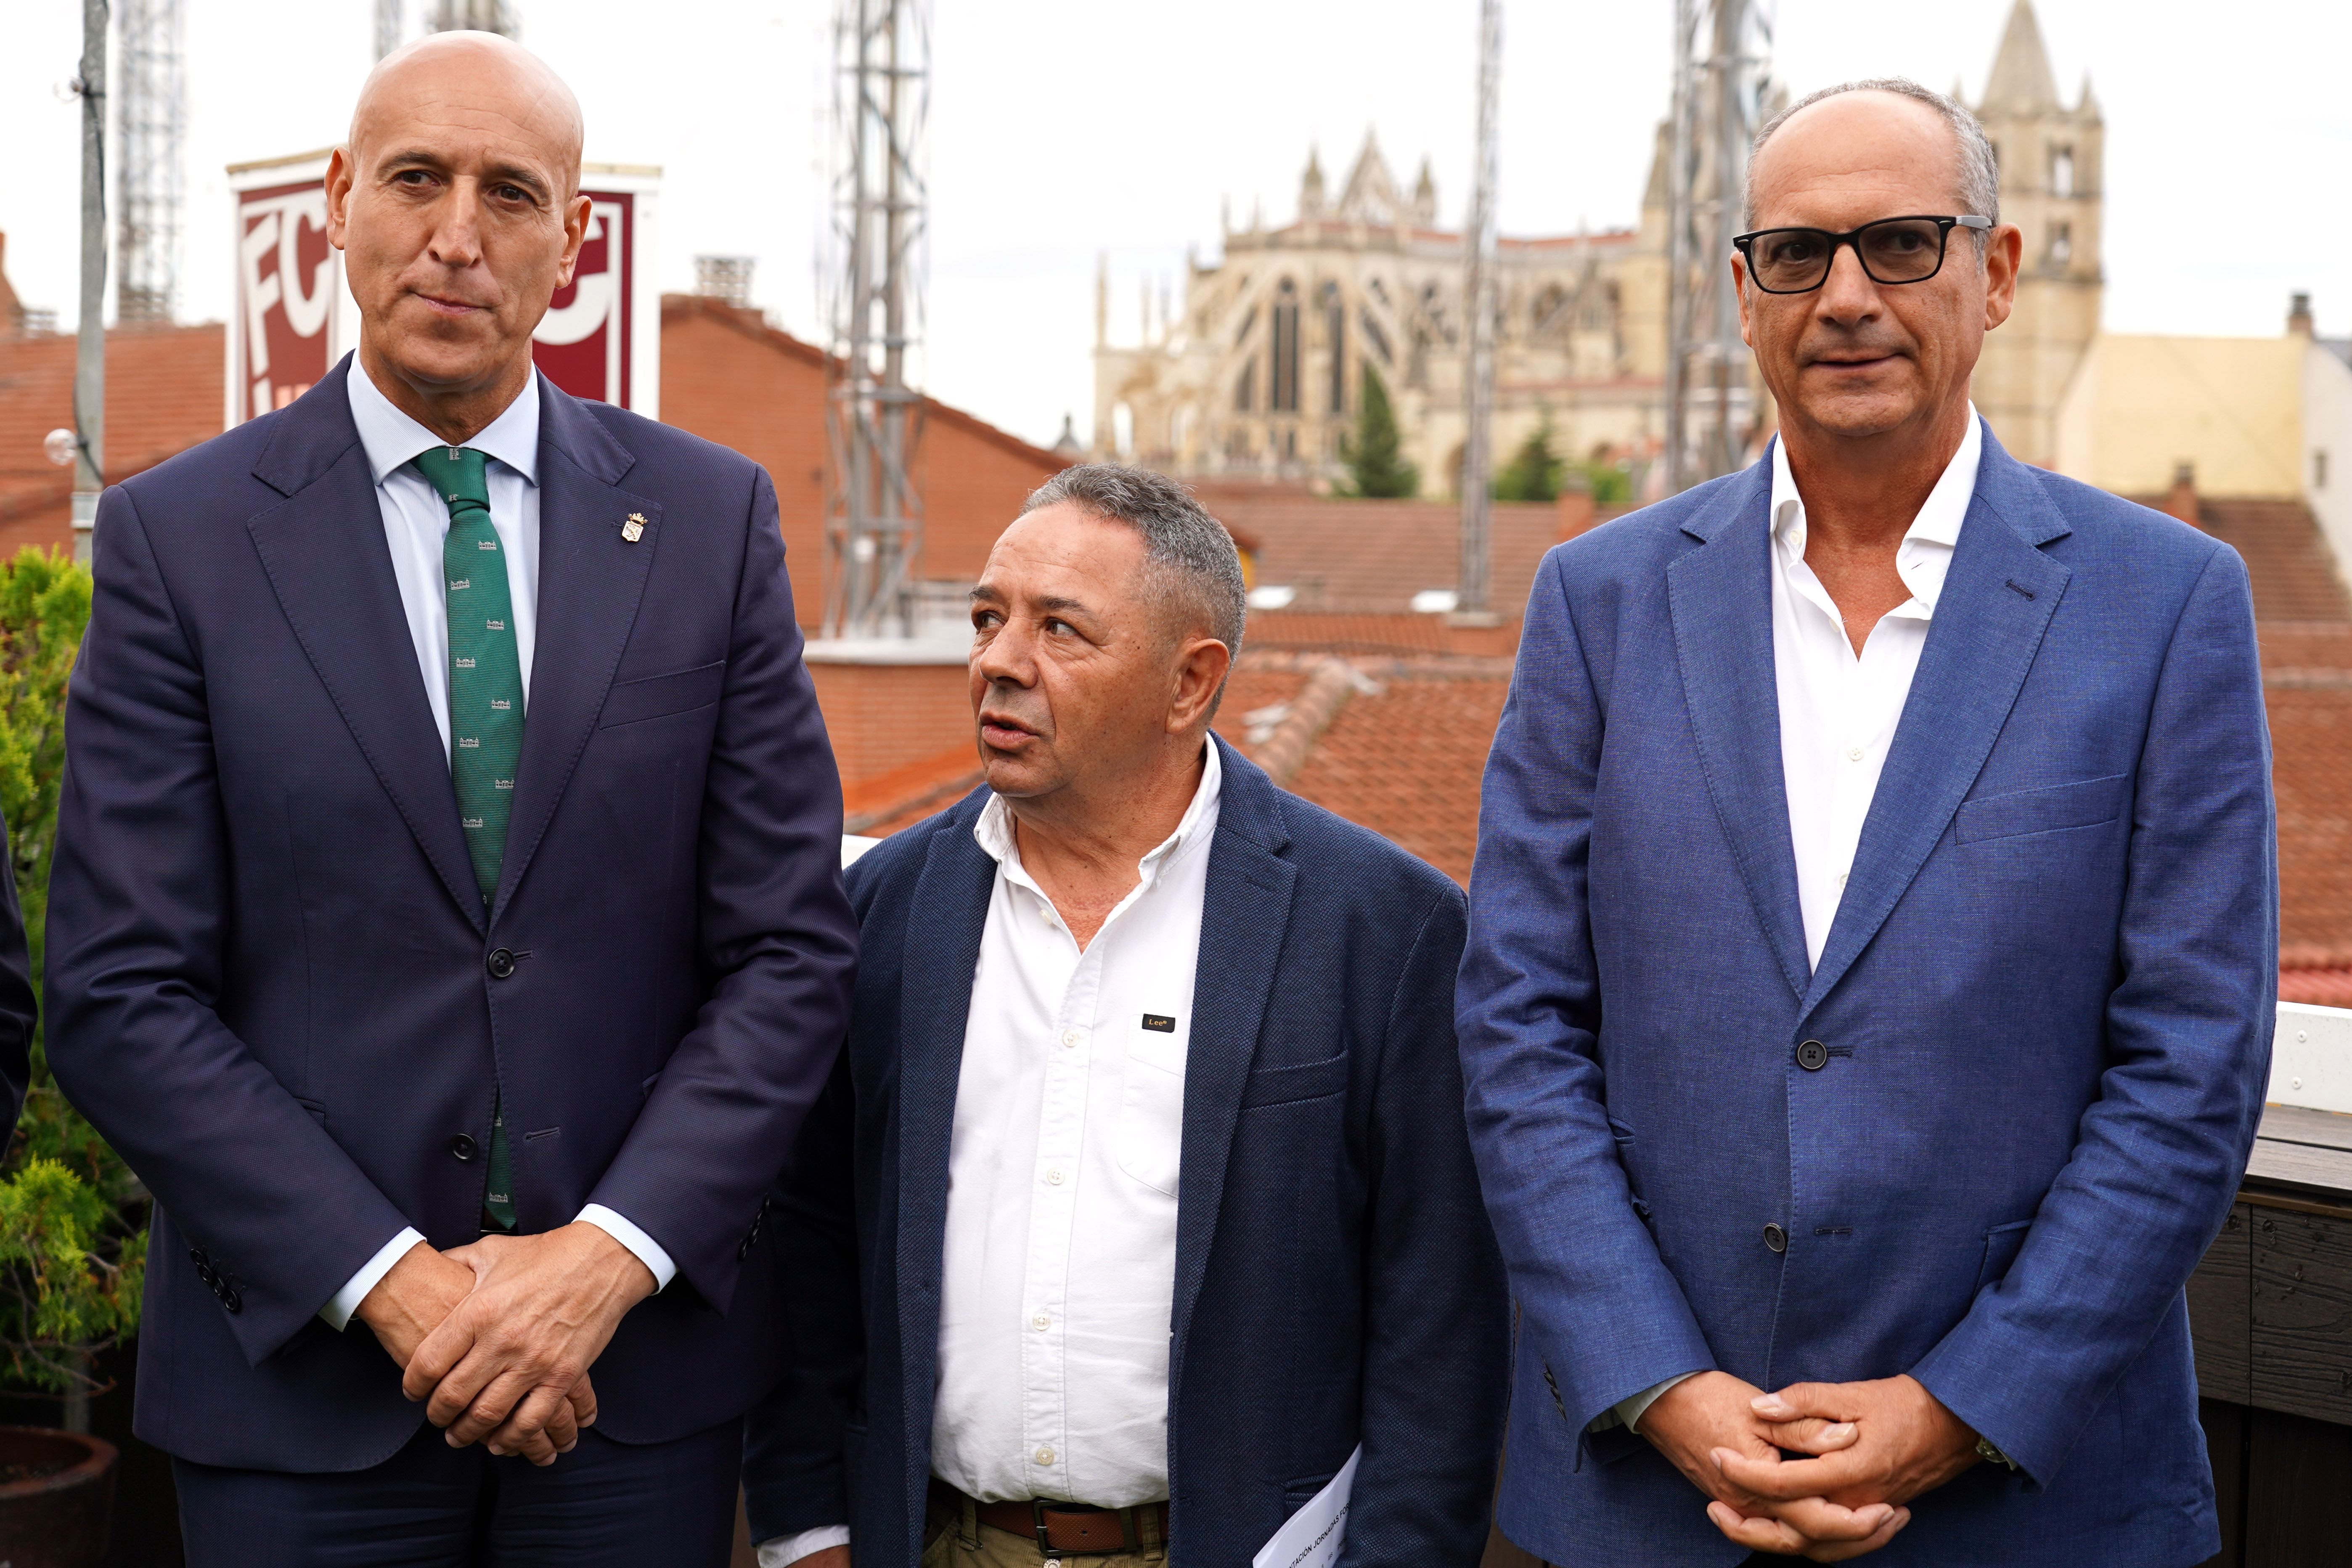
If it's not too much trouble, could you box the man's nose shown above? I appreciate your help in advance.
[425,181,487,269]
[973,621,1035,685]
[1813,241,1881,325]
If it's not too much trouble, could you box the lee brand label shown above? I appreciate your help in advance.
[1142,1014,1176,1033]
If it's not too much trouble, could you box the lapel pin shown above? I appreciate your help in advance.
[622,513,647,544]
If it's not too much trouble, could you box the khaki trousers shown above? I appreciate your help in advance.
[921,1494,1168,1568]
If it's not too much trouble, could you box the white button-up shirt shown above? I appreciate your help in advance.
[319,364,674,1330]
[930,741,1222,1510]
[1771,408,1982,969]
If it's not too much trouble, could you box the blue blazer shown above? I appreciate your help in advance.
[1457,429,2275,1567]
[44,359,859,1471]
[744,740,1510,1567]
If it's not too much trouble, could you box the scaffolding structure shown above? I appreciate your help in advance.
[1663,0,1775,492]
[822,0,930,641]
[115,0,184,327]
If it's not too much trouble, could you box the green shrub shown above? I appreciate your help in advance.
[1338,364,1420,499]
[0,548,145,1394]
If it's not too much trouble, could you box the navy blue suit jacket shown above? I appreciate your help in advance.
[44,359,858,1471]
[1457,429,2276,1566]
[744,739,1510,1566]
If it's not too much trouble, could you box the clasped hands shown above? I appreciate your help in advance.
[351,1221,657,1467]
[1638,1370,1984,1561]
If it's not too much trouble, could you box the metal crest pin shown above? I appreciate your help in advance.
[622,513,647,544]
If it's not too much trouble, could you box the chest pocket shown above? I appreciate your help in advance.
[1115,1023,1187,1197]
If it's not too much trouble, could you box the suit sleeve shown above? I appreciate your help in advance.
[583,466,860,1310]
[1344,885,1512,1567]
[1454,548,1716,1449]
[1912,543,2275,1486]
[45,486,416,1362]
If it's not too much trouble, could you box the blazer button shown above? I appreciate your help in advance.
[1763,1222,1788,1254]
[486,948,516,980]
[220,1286,243,1314]
[1796,1039,1829,1071]
[449,1134,478,1162]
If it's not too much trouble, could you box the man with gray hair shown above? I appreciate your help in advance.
[1459,79,2271,1565]
[744,464,1508,1568]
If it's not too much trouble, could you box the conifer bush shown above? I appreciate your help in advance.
[0,548,144,1394]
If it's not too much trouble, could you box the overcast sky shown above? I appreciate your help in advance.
[4,0,2347,449]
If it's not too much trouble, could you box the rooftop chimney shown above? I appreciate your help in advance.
[694,256,755,309]
[2166,461,2201,528]
[2290,292,2315,337]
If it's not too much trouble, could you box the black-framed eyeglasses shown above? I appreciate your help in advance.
[1732,216,1992,294]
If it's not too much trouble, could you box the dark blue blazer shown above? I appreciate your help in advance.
[745,739,1509,1566]
[44,358,858,1471]
[1457,428,2276,1566]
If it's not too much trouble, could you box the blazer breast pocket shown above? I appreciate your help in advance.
[598,659,726,729]
[1953,773,2128,846]
[1240,1050,1351,1109]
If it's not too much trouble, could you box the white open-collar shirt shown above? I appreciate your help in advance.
[931,742,1224,1509]
[1771,407,1983,968]
[319,364,673,1331]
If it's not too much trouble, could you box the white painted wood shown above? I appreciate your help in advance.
[2271,1001,2352,1113]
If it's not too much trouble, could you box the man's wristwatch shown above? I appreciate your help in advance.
[1975,1436,2019,1471]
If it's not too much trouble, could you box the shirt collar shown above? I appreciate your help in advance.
[1768,405,1982,613]
[345,359,542,488]
[975,738,1224,882]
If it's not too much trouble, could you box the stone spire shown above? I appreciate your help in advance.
[1300,146,1327,220]
[1412,158,1438,227]
[1979,0,2060,114]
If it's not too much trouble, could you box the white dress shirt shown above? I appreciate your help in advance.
[763,748,1224,1568]
[1593,410,1984,1437]
[930,741,1221,1507]
[320,364,675,1332]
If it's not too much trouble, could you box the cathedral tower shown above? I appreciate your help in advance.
[1970,0,2103,466]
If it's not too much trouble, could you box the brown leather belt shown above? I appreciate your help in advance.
[931,1478,1171,1556]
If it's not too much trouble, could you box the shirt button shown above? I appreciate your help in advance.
[1846,746,1865,762]
[1045,1169,1065,1186]
[1036,1447,1056,1466]
[1033,1314,1050,1330]
[1061,1028,1082,1049]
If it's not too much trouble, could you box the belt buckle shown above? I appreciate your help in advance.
[1031,1498,1058,1556]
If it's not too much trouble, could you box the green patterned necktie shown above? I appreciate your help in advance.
[411,445,522,1232]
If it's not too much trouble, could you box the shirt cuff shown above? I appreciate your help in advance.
[758,1525,850,1567]
[576,1204,678,1291]
[320,1227,426,1331]
[1587,1372,1698,1435]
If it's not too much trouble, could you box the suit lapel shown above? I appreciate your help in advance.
[490,378,660,922]
[1666,463,1811,1000]
[1170,741,1297,1359]
[891,809,996,1524]
[245,362,484,932]
[1798,433,2073,1020]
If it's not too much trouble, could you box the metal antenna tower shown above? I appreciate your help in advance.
[429,0,518,35]
[376,0,405,58]
[823,0,930,641]
[1664,0,1774,492]
[1454,0,1502,623]
[115,0,185,327]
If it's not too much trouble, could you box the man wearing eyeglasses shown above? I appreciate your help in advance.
[1459,79,2272,1565]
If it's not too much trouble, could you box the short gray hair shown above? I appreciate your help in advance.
[1020,462,1247,698]
[1747,78,1999,251]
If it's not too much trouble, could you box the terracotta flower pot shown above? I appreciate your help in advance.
[0,1426,117,1568]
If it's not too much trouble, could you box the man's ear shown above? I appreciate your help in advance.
[324,146,355,250]
[1168,636,1233,734]
[554,192,593,290]
[1981,224,2022,332]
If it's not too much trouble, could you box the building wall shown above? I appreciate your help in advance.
[2302,342,2352,589]
[2055,334,2305,498]
[806,658,972,785]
